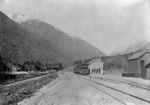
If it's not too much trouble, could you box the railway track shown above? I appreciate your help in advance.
[91,76,150,91]
[113,75,150,87]
[79,78,127,105]
[75,74,150,105]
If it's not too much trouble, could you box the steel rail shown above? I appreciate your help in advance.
[78,78,128,105]
[92,76,150,91]
[76,75,150,104]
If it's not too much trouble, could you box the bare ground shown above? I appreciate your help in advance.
[18,72,125,105]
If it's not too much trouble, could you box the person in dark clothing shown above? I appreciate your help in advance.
[99,68,101,74]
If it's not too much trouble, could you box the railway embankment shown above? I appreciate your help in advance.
[0,73,58,105]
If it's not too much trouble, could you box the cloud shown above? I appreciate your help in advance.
[4,0,10,4]
[0,0,5,8]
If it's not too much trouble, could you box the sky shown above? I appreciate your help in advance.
[0,0,150,55]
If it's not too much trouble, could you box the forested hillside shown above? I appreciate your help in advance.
[0,11,105,65]
[21,19,105,62]
[0,11,66,64]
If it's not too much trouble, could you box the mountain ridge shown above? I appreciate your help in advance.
[110,40,150,56]
[0,11,67,64]
[20,19,105,62]
[0,11,105,64]
[8,13,32,23]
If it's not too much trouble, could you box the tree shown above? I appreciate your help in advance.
[57,63,63,70]
[22,61,30,71]
[0,55,10,74]
[35,61,42,71]
[30,61,35,71]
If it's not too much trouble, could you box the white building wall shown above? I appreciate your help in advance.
[88,60,103,75]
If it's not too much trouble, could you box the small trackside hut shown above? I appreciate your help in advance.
[76,58,104,75]
[124,51,150,79]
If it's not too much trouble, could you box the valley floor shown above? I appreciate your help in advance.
[18,71,150,105]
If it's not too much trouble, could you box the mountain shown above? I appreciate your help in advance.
[20,19,105,62]
[0,11,105,64]
[8,13,32,23]
[121,40,148,54]
[109,45,127,56]
[110,40,150,56]
[0,11,66,64]
[140,42,150,51]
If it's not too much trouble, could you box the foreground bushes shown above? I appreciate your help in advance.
[0,55,11,74]
[0,73,58,105]
[0,72,50,85]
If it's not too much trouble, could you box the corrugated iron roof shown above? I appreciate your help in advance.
[127,51,150,61]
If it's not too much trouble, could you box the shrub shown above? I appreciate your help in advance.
[0,55,11,74]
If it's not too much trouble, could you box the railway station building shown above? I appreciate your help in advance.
[125,51,150,79]
[87,58,104,75]
[80,58,104,75]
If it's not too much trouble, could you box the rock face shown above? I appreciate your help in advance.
[0,11,105,64]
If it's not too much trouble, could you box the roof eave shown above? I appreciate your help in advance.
[127,51,150,61]
[127,58,138,61]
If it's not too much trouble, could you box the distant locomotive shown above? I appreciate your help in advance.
[46,63,63,70]
[73,64,90,75]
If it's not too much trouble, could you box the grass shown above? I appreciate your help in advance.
[0,73,58,105]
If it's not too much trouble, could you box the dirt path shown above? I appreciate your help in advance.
[18,72,126,105]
